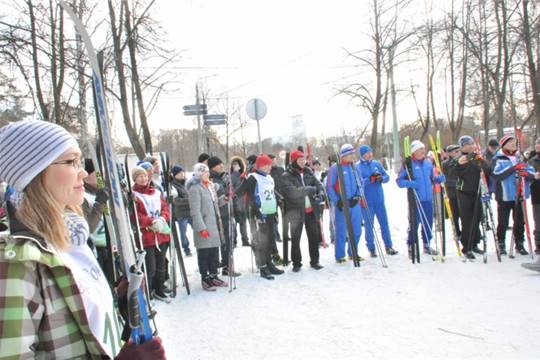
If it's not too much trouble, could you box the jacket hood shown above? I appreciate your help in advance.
[185,176,200,191]
[230,156,246,173]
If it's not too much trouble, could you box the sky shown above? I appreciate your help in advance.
[146,0,432,145]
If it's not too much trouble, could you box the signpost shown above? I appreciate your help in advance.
[203,114,227,126]
[246,98,267,154]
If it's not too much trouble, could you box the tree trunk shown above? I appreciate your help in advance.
[28,0,49,121]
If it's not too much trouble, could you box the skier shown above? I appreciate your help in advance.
[235,154,285,279]
[492,135,535,255]
[0,120,164,359]
[187,163,229,290]
[326,144,363,263]
[131,166,172,303]
[356,145,398,257]
[230,156,250,246]
[82,158,115,283]
[208,156,241,277]
[442,144,462,241]
[269,154,285,263]
[397,140,445,255]
[280,149,324,271]
[527,138,540,255]
[170,165,193,257]
[453,136,491,259]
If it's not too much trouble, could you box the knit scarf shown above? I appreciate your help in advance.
[64,211,90,246]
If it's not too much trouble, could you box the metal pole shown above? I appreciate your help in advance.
[196,84,202,155]
[390,49,400,173]
[255,100,262,153]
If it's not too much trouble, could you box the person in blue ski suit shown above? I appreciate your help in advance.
[326,144,363,262]
[397,140,445,255]
[492,135,535,255]
[355,145,398,257]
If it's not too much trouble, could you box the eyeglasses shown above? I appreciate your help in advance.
[51,158,83,171]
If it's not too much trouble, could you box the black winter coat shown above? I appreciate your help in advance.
[454,152,490,196]
[210,170,231,219]
[280,164,322,217]
[528,151,540,204]
[171,179,190,219]
[442,157,458,198]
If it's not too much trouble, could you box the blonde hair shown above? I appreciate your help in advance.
[16,173,82,250]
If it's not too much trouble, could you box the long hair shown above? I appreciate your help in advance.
[16,173,81,250]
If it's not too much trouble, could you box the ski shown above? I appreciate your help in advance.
[515,128,535,260]
[332,144,360,267]
[429,133,462,258]
[159,152,191,296]
[403,136,420,263]
[59,1,153,343]
[226,174,238,292]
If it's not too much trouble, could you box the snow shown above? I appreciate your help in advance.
[154,176,540,360]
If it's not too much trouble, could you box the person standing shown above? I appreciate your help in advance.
[171,165,193,257]
[356,145,398,257]
[0,120,164,359]
[187,163,229,290]
[453,136,491,259]
[528,138,540,255]
[208,156,241,277]
[442,144,462,241]
[326,144,363,263]
[281,150,324,271]
[492,135,535,255]
[131,166,172,303]
[235,155,285,279]
[230,156,250,246]
[397,140,445,256]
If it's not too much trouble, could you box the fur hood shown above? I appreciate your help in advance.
[230,155,246,174]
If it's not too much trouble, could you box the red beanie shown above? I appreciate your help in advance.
[499,134,515,148]
[255,154,273,168]
[290,150,305,162]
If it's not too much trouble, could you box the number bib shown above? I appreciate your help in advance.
[250,172,277,215]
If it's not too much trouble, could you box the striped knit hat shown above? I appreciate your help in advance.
[339,144,355,158]
[0,120,78,192]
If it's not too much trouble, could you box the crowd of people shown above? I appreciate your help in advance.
[1,119,539,358]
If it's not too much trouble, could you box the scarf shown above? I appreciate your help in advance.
[64,211,90,246]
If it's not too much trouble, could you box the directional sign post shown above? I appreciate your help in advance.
[246,98,267,154]
[183,104,207,116]
[203,114,227,126]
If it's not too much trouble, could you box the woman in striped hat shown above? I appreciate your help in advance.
[0,120,164,359]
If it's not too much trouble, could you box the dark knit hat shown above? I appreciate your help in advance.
[246,154,258,166]
[198,153,210,163]
[445,144,460,153]
[171,165,184,176]
[207,156,223,170]
[488,138,500,148]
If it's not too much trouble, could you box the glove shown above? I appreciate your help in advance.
[199,230,210,238]
[150,217,170,234]
[349,196,361,208]
[95,188,110,204]
[517,169,529,178]
[305,186,317,195]
[115,337,166,360]
[370,172,382,183]
[336,199,343,211]
[514,163,527,171]
[434,174,445,184]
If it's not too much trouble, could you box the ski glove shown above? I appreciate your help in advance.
[514,163,527,171]
[433,174,445,184]
[199,230,210,238]
[349,196,361,208]
[370,173,383,183]
[95,188,110,204]
[517,169,530,178]
[115,336,166,360]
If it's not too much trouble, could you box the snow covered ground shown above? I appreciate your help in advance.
[155,177,540,360]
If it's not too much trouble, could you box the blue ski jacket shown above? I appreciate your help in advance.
[355,159,389,204]
[396,158,445,202]
[326,162,360,203]
[492,150,534,202]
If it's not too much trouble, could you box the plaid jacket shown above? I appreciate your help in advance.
[0,233,112,359]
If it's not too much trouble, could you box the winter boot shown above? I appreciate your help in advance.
[385,247,398,255]
[369,249,377,258]
[465,251,476,260]
[184,248,193,257]
[336,257,347,264]
[267,262,285,275]
[209,274,228,287]
[310,263,324,270]
[471,245,485,255]
[152,290,171,304]
[516,246,529,256]
[292,264,302,273]
[260,266,275,280]
[348,254,365,261]
[222,267,241,277]
[423,246,439,255]
[202,276,217,291]
[499,243,507,255]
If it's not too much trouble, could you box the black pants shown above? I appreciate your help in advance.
[457,191,482,252]
[197,247,219,276]
[448,195,462,237]
[234,209,249,243]
[145,242,169,293]
[252,215,276,267]
[497,200,525,248]
[287,209,320,267]
[220,212,232,267]
[533,204,540,251]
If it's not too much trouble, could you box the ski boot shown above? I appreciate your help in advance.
[292,264,302,273]
[516,246,529,256]
[423,246,439,255]
[465,251,476,260]
[385,247,398,255]
[336,257,347,264]
[260,266,275,280]
[471,246,485,255]
[310,263,324,270]
[369,249,377,258]
[209,274,228,287]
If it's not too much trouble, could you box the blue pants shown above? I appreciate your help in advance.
[361,202,393,251]
[176,217,192,252]
[407,200,433,246]
[334,204,362,260]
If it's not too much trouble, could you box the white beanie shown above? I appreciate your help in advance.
[193,163,209,178]
[0,120,78,192]
[410,140,425,154]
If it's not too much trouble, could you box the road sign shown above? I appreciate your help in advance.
[203,114,226,121]
[246,98,267,121]
[183,103,207,116]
